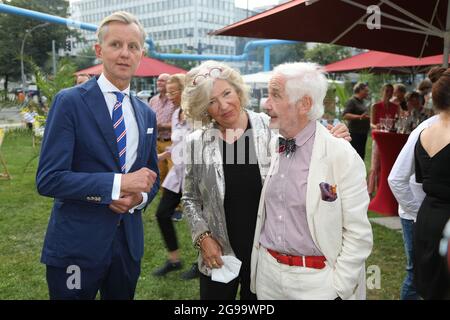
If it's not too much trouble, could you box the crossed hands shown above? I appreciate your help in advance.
[109,167,157,214]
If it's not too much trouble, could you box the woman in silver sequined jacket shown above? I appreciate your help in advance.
[181,61,273,299]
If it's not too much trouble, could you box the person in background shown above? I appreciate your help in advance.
[368,84,400,197]
[389,111,439,300]
[417,78,433,110]
[22,105,37,131]
[36,11,159,300]
[342,82,370,160]
[413,66,450,299]
[181,60,350,300]
[76,74,91,85]
[391,83,407,112]
[149,73,177,184]
[252,62,372,300]
[405,91,428,130]
[152,74,199,280]
[371,84,400,129]
[17,90,26,104]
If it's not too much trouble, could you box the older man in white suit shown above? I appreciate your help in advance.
[251,62,373,300]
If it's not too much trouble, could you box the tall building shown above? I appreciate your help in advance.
[70,0,239,56]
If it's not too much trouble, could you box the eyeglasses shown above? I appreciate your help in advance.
[192,67,223,86]
[166,90,180,97]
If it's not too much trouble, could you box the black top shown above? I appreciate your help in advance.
[220,120,262,265]
[415,138,450,202]
[343,96,370,134]
[413,136,450,299]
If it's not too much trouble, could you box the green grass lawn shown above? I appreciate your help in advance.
[0,130,405,299]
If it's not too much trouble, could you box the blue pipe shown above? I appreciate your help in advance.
[0,3,98,32]
[264,46,272,72]
[147,39,297,71]
[0,3,298,71]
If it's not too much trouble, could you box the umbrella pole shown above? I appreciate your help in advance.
[444,0,450,67]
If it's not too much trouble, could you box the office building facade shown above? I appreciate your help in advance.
[70,0,239,56]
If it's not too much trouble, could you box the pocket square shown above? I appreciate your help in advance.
[146,128,154,134]
[319,182,337,202]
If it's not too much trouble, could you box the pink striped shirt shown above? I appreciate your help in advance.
[148,93,176,140]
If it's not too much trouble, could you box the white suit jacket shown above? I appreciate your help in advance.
[250,122,373,300]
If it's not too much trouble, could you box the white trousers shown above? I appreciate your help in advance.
[256,247,339,300]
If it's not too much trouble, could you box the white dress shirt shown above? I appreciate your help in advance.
[388,115,439,221]
[97,74,147,211]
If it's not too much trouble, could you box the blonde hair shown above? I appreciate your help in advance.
[393,83,406,94]
[181,60,249,124]
[167,73,186,92]
[96,11,146,46]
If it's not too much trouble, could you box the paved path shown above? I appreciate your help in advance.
[0,106,23,130]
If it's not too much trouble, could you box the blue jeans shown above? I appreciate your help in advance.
[400,218,420,300]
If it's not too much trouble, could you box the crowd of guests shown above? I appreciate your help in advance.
[343,80,435,197]
[34,10,449,301]
[343,71,449,300]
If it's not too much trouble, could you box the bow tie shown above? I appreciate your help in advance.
[279,137,297,157]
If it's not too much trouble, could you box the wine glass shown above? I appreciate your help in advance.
[386,118,393,132]
[379,118,386,131]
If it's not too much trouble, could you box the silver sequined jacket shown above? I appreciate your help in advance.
[182,110,275,276]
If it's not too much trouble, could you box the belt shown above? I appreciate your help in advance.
[267,248,326,269]
[158,137,171,142]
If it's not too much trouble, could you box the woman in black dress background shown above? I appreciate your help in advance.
[414,66,450,299]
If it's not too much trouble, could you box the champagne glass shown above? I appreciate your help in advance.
[386,118,393,132]
[379,118,386,131]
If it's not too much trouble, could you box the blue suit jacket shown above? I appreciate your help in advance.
[36,77,159,268]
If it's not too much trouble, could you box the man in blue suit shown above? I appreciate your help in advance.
[36,11,159,300]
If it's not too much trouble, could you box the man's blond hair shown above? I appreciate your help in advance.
[96,11,146,46]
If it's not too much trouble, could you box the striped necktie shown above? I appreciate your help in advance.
[112,92,127,173]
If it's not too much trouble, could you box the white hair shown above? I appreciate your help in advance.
[273,62,328,121]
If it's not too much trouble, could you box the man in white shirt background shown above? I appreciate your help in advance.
[388,114,439,300]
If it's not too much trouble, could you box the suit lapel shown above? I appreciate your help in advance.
[129,95,145,172]
[81,78,121,170]
[306,123,328,246]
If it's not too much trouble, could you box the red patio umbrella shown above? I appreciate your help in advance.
[75,56,186,77]
[213,0,450,66]
[324,50,450,74]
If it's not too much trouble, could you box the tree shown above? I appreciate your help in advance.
[249,42,306,71]
[70,46,97,71]
[304,44,352,66]
[31,58,77,110]
[163,49,195,72]
[271,43,307,66]
[0,0,80,98]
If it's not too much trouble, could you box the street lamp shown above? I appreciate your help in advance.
[20,22,50,90]
[187,40,213,55]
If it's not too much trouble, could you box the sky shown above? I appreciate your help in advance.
[235,0,279,10]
